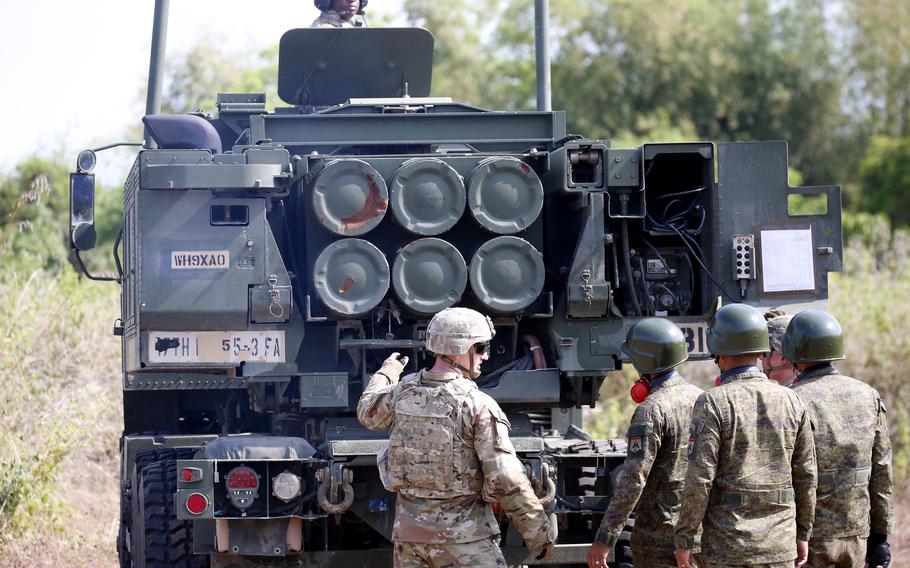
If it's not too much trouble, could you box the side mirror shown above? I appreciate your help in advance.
[70,172,97,251]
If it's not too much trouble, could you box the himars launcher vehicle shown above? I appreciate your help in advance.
[69,12,843,568]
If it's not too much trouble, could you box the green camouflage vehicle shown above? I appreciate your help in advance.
[69,14,843,568]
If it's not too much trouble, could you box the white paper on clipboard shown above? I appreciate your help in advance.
[760,229,815,292]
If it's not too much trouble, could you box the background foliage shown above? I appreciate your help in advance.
[1,0,909,563]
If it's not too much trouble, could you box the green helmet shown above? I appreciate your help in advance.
[621,317,688,374]
[707,304,769,356]
[781,310,845,363]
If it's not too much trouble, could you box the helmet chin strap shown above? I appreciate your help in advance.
[442,354,480,379]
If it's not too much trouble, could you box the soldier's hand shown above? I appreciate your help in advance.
[865,533,891,568]
[535,541,554,561]
[586,542,610,567]
[795,539,808,567]
[674,548,693,568]
[379,352,408,379]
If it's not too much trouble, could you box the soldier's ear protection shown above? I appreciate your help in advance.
[314,0,367,13]
[630,378,651,403]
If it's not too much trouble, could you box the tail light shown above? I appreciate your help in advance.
[272,471,302,502]
[180,467,202,482]
[225,465,259,510]
[186,492,208,515]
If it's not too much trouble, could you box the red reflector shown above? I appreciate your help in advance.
[186,493,208,515]
[225,466,258,489]
[181,469,194,482]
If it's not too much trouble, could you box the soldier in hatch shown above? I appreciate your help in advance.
[310,0,366,27]
[357,307,554,567]
[674,303,817,568]
[783,310,893,568]
[587,318,703,568]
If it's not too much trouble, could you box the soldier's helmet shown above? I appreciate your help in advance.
[781,309,846,363]
[425,307,495,356]
[621,317,688,374]
[706,303,770,356]
[766,314,794,352]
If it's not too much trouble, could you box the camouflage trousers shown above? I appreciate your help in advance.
[394,537,507,568]
[807,535,866,568]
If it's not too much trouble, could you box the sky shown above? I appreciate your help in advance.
[1,0,390,185]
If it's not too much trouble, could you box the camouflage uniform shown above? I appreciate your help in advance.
[594,370,703,567]
[792,364,894,567]
[358,363,549,567]
[674,366,817,565]
[310,10,358,28]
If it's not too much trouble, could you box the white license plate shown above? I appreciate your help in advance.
[148,331,285,364]
[676,322,709,357]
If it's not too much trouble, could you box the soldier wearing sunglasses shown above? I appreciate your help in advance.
[357,307,555,567]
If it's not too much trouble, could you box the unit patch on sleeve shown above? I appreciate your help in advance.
[627,423,650,459]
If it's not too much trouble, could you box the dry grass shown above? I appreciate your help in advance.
[0,263,121,566]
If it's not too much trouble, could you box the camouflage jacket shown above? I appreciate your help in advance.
[310,10,358,28]
[595,372,702,555]
[357,366,550,549]
[792,364,893,539]
[674,368,817,564]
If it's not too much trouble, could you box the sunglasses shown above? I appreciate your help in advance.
[473,341,491,355]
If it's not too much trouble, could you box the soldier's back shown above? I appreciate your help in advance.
[630,379,703,554]
[792,367,881,539]
[696,370,813,563]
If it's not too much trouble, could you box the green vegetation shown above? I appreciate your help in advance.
[0,175,121,562]
[1,0,909,560]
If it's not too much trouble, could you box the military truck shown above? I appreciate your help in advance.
[69,21,843,568]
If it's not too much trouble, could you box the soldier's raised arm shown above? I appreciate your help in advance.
[356,353,408,431]
[791,398,817,544]
[593,405,663,546]
[473,399,552,555]
[674,394,720,554]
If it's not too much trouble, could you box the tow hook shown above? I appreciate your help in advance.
[317,466,354,514]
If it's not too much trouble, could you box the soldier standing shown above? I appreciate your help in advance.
[587,318,703,568]
[310,0,366,28]
[782,310,893,568]
[762,308,796,386]
[357,307,554,567]
[674,303,817,568]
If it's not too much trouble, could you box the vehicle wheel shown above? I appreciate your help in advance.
[131,450,207,567]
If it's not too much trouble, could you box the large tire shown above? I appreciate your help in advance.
[130,449,207,568]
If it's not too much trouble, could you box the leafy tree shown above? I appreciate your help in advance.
[859,135,910,228]
[159,37,279,114]
[844,0,910,138]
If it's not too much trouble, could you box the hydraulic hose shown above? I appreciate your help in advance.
[621,219,642,316]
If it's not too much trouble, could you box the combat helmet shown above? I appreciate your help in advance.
[622,317,688,374]
[781,309,845,363]
[706,303,769,356]
[425,307,495,356]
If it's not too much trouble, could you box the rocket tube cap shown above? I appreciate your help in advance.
[389,158,465,236]
[311,159,388,236]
